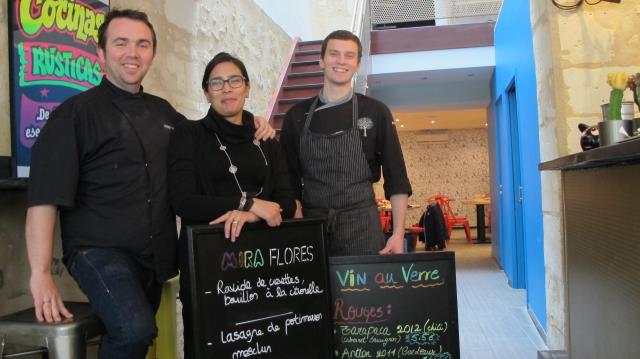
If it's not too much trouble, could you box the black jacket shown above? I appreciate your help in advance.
[418,203,448,249]
[28,79,185,282]
[167,108,296,235]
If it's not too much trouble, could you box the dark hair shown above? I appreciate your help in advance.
[201,52,250,91]
[321,30,362,62]
[98,9,157,53]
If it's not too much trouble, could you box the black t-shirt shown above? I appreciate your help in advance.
[280,92,412,201]
[27,79,186,282]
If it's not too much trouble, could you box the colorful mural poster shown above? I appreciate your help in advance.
[8,0,110,177]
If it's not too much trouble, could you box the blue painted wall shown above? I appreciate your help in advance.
[493,0,547,330]
[487,73,501,265]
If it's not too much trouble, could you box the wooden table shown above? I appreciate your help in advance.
[461,198,490,243]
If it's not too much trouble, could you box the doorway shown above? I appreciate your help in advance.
[495,80,526,289]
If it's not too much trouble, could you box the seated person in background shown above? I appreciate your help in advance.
[167,52,296,359]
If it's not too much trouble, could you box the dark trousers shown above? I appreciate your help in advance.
[67,248,162,359]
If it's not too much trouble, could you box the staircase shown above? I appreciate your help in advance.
[269,40,324,133]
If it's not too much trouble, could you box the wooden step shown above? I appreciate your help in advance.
[282,83,322,98]
[291,60,321,73]
[294,49,321,62]
[267,40,323,129]
[297,40,322,52]
[287,71,324,86]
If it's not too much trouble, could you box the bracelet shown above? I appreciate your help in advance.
[242,197,254,211]
[238,195,247,210]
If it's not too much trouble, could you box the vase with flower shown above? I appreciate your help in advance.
[598,72,634,146]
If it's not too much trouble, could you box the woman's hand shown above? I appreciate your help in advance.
[250,198,283,227]
[210,210,260,242]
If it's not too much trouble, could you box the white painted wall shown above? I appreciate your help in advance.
[254,0,313,39]
[254,0,357,40]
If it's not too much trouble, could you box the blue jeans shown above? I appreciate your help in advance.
[67,248,162,359]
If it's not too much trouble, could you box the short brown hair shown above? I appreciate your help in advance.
[98,9,157,53]
[321,30,362,62]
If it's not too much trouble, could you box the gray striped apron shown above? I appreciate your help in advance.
[300,94,385,256]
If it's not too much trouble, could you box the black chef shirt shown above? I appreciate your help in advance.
[280,92,412,201]
[27,78,186,282]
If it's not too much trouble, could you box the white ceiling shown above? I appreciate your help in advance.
[366,63,494,131]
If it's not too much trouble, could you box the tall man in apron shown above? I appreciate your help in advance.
[281,30,412,256]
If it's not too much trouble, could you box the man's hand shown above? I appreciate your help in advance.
[379,233,404,255]
[30,272,73,322]
[25,205,73,322]
[379,193,409,255]
[253,116,276,141]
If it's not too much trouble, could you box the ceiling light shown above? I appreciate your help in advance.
[431,120,436,124]
[400,124,404,128]
[395,118,400,122]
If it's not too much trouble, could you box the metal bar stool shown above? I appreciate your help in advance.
[0,302,103,359]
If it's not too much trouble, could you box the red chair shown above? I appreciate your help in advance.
[379,211,392,233]
[427,194,471,242]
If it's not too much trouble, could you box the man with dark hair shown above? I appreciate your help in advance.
[25,9,273,358]
[97,8,158,52]
[281,30,412,256]
[320,29,362,61]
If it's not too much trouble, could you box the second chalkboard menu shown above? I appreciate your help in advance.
[329,252,460,359]
[187,219,332,359]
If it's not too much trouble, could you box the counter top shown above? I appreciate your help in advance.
[0,178,28,190]
[539,136,640,171]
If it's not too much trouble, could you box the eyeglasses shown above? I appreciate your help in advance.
[206,76,246,91]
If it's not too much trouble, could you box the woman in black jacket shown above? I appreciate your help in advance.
[167,52,296,358]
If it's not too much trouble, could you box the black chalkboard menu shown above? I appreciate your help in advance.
[329,252,459,359]
[186,219,332,359]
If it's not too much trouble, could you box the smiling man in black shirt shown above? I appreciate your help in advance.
[25,9,182,359]
[24,9,275,359]
[280,30,412,256]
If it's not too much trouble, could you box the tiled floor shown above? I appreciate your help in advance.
[444,230,548,359]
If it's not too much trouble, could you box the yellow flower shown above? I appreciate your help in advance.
[607,72,628,90]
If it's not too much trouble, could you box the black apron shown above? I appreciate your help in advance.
[300,94,385,256]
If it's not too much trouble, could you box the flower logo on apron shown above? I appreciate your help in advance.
[357,117,374,137]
